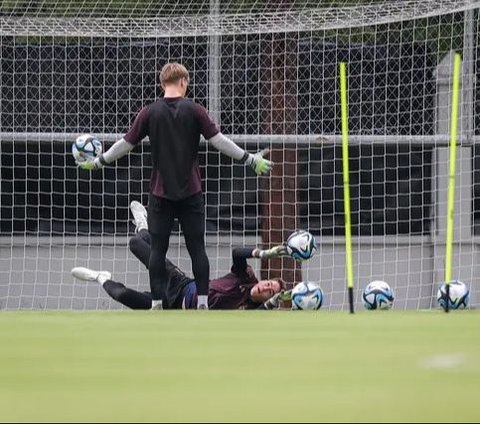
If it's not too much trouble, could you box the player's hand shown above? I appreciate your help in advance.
[278,289,292,302]
[249,148,273,175]
[76,156,104,171]
[262,289,292,310]
[263,291,282,310]
[258,244,288,259]
[76,158,97,171]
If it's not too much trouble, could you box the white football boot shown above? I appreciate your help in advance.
[130,200,148,233]
[71,267,112,285]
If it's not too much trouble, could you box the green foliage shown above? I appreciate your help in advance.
[324,13,466,64]
[0,0,208,17]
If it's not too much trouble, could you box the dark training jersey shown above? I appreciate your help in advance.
[180,248,262,310]
[124,97,219,201]
[207,264,260,310]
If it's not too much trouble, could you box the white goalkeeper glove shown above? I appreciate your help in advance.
[245,148,273,175]
[253,245,288,259]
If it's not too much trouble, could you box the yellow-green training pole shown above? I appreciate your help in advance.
[339,62,355,314]
[444,52,462,313]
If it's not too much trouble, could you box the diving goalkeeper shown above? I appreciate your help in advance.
[72,201,290,310]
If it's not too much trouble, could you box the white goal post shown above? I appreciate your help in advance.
[0,0,479,310]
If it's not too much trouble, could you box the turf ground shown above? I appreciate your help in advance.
[0,310,478,423]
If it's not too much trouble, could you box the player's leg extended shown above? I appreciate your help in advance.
[103,280,151,310]
[71,267,151,309]
[148,194,175,307]
[129,200,151,268]
[128,230,151,269]
[179,193,209,307]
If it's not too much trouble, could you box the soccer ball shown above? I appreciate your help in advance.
[362,280,394,310]
[72,134,102,163]
[437,280,469,310]
[286,230,317,261]
[291,281,323,310]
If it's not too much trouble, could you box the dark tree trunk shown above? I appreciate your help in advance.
[260,27,301,287]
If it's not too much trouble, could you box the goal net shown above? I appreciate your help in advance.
[0,0,479,310]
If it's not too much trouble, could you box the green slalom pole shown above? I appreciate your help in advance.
[339,62,354,314]
[444,52,462,313]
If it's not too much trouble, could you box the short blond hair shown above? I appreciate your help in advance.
[159,62,189,86]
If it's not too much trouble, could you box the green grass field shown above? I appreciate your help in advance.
[0,310,479,422]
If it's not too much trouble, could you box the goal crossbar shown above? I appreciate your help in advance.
[0,133,478,147]
[1,0,479,37]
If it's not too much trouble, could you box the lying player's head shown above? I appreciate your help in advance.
[250,278,285,303]
[160,62,190,96]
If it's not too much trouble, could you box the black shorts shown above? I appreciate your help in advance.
[147,192,205,236]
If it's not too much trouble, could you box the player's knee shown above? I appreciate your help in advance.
[107,284,130,304]
[232,247,242,260]
[103,282,127,302]
[129,235,142,256]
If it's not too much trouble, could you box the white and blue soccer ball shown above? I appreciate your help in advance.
[72,134,102,163]
[291,281,323,310]
[362,280,394,310]
[286,230,317,261]
[437,280,470,310]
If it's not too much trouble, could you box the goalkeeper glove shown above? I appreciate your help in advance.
[278,289,292,302]
[246,148,273,175]
[76,156,105,171]
[263,292,282,310]
[262,289,292,310]
[254,245,288,259]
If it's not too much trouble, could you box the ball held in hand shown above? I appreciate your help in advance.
[72,134,102,164]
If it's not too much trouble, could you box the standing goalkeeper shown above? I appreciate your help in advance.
[78,62,273,310]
